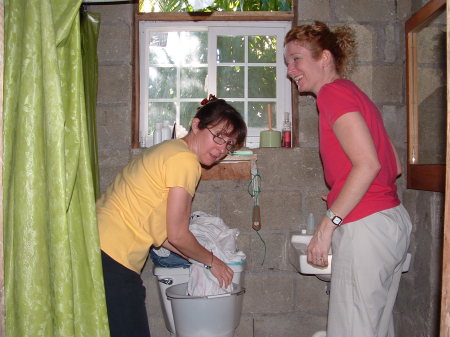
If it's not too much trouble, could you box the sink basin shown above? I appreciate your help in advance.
[289,234,412,281]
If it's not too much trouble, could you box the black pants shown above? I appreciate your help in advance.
[101,251,151,337]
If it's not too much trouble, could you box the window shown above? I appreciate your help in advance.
[138,20,292,148]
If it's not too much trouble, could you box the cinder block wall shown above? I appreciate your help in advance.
[91,1,444,336]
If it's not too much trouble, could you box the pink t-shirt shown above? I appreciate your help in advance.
[317,79,400,223]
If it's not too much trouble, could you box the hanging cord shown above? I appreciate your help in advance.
[248,164,266,265]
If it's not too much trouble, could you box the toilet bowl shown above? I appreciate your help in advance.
[153,263,245,337]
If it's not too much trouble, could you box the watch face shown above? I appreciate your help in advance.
[332,216,342,225]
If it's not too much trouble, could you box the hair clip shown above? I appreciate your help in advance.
[200,94,217,105]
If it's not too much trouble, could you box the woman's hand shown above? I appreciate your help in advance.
[307,216,335,267]
[210,255,234,288]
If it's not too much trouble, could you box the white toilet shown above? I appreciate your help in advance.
[153,263,245,337]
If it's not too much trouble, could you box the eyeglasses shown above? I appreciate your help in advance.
[206,128,236,151]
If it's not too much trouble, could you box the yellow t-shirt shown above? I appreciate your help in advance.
[96,139,201,273]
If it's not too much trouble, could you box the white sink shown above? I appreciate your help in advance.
[289,234,412,281]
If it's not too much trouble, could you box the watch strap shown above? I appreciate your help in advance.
[326,209,343,226]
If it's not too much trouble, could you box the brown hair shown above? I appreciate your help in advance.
[284,21,357,77]
[193,97,247,149]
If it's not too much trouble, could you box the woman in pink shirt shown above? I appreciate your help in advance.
[284,21,412,337]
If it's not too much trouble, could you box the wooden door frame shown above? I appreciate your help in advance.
[440,2,450,336]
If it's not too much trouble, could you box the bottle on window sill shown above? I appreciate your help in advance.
[281,117,292,148]
[153,122,162,146]
[161,120,171,142]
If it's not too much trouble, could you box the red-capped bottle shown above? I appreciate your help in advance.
[282,118,292,148]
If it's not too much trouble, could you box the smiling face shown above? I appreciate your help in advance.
[188,118,237,167]
[284,41,326,95]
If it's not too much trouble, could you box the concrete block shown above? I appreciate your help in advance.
[372,66,403,104]
[97,124,131,151]
[351,23,376,63]
[248,232,287,272]
[253,148,324,188]
[335,0,396,21]
[88,4,134,24]
[384,24,398,62]
[191,191,218,215]
[98,22,132,63]
[380,105,407,150]
[219,190,256,232]
[348,65,374,99]
[258,190,302,231]
[301,189,329,227]
[298,102,319,146]
[98,64,132,104]
[97,103,131,128]
[298,0,331,21]
[242,272,295,314]
[98,148,131,192]
[253,311,327,337]
[235,315,254,337]
[294,275,329,313]
[396,0,413,20]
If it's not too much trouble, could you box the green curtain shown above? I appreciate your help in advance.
[3,0,110,336]
[80,10,101,200]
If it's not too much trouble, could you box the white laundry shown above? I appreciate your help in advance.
[151,246,171,257]
[188,211,246,296]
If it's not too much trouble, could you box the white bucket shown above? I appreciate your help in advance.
[166,283,245,337]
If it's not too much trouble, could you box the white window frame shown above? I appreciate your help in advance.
[139,20,292,148]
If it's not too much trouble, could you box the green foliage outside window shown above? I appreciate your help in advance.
[139,0,291,12]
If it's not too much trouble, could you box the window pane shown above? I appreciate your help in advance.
[181,67,208,98]
[248,35,277,63]
[148,67,176,99]
[217,36,245,63]
[227,101,244,115]
[248,66,276,98]
[248,102,277,128]
[139,0,292,12]
[180,102,199,129]
[149,32,175,65]
[148,102,177,133]
[180,31,208,64]
[217,66,244,98]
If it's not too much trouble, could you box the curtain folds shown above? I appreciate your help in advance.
[3,0,109,335]
[81,10,101,200]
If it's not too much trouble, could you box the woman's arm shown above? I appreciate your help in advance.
[308,111,381,266]
[166,186,233,288]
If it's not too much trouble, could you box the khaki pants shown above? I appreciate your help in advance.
[327,205,412,337]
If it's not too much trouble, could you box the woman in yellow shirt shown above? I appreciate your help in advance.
[96,96,247,337]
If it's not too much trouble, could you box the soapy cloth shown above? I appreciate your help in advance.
[187,211,246,296]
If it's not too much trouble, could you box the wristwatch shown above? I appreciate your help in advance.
[326,209,343,226]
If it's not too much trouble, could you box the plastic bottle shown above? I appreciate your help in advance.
[282,117,292,148]
[306,213,315,235]
[161,120,171,141]
[153,122,162,146]
[145,134,153,148]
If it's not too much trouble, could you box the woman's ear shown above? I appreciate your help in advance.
[321,49,333,68]
[191,118,201,134]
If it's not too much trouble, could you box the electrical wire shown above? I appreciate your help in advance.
[248,171,266,265]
